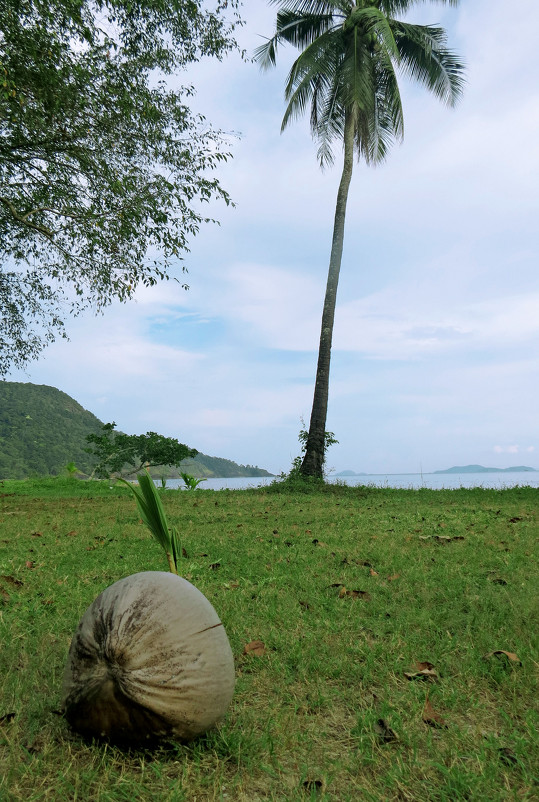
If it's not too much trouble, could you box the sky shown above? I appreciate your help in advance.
[6,0,539,476]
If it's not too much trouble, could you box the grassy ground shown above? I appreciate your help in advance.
[0,478,537,801]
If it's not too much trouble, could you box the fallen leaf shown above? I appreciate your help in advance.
[302,779,324,795]
[339,587,371,600]
[243,640,266,657]
[369,568,379,576]
[498,747,518,766]
[374,718,398,743]
[415,661,435,671]
[405,661,438,682]
[66,530,77,536]
[0,575,23,587]
[422,696,447,728]
[25,561,35,569]
[483,650,522,666]
[387,573,400,582]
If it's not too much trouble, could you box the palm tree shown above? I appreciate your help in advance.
[255,0,465,478]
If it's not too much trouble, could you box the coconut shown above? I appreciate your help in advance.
[62,571,235,744]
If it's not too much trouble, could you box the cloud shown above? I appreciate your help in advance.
[493,445,535,455]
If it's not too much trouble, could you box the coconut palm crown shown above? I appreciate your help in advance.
[255,0,465,478]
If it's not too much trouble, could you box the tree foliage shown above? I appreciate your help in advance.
[0,0,241,374]
[85,422,198,478]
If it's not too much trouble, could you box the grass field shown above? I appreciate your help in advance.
[0,478,538,801]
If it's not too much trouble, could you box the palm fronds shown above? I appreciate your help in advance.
[255,0,465,168]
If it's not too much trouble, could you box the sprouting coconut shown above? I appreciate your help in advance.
[62,571,235,744]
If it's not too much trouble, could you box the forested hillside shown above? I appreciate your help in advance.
[0,382,272,479]
[0,382,103,477]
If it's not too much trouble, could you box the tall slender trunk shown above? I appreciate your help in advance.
[300,108,355,478]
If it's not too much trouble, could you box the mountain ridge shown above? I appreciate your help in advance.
[0,381,273,479]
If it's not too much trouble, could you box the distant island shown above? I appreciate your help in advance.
[335,470,368,477]
[434,464,537,474]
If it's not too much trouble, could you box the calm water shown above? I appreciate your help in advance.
[165,471,539,491]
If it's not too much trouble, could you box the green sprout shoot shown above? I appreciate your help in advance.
[118,470,181,574]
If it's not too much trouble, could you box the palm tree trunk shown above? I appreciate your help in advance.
[300,108,355,478]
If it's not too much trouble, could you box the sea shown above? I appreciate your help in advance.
[164,471,539,492]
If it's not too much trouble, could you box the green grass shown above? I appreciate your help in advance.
[0,478,538,801]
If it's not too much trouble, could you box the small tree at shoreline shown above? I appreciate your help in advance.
[85,423,197,479]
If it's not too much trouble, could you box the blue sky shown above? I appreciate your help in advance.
[7,0,539,475]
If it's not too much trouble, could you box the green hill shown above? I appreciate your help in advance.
[0,382,273,479]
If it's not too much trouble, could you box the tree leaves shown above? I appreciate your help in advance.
[86,422,197,478]
[0,0,241,373]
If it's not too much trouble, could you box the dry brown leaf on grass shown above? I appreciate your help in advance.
[0,575,23,587]
[243,640,266,657]
[387,573,400,582]
[302,779,324,795]
[338,586,371,601]
[422,696,447,728]
[374,718,398,743]
[483,650,522,665]
[405,661,439,682]
[498,747,519,766]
